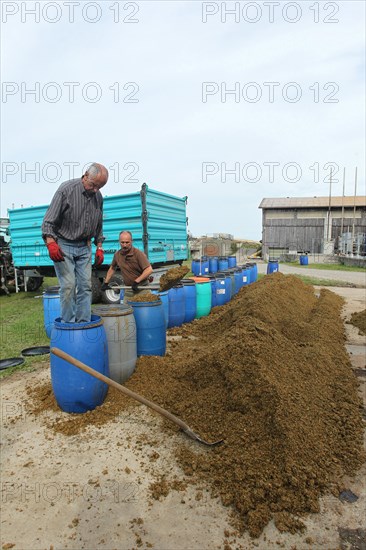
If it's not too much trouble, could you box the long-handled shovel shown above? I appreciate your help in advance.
[51,348,224,447]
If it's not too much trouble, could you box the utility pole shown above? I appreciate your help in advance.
[327,167,332,241]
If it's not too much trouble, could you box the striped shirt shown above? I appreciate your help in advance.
[42,178,104,244]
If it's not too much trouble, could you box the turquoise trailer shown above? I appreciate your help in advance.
[7,184,188,302]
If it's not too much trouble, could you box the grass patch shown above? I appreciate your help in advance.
[284,262,365,272]
[0,277,58,378]
[258,273,354,287]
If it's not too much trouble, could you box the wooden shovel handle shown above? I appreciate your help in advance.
[51,347,190,431]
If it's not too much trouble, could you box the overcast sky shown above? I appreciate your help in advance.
[1,0,365,240]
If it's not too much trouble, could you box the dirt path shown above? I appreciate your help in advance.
[1,286,365,550]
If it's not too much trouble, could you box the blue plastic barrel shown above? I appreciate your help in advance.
[152,290,169,328]
[50,315,109,413]
[218,272,232,303]
[267,261,279,274]
[191,259,200,276]
[43,286,61,338]
[168,284,185,328]
[215,275,227,306]
[234,269,242,294]
[247,262,258,282]
[228,270,236,295]
[218,256,229,271]
[127,299,166,356]
[300,255,309,265]
[241,266,250,286]
[209,256,218,273]
[252,263,258,282]
[200,256,210,276]
[228,256,237,268]
[205,275,217,307]
[181,280,196,323]
[225,274,232,302]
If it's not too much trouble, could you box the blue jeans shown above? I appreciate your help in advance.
[53,239,92,323]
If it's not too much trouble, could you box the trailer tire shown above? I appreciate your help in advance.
[26,277,44,292]
[101,274,123,304]
[91,275,102,304]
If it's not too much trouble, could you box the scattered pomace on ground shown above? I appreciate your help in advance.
[348,308,366,335]
[25,273,365,537]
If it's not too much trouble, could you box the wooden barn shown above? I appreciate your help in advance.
[259,196,366,259]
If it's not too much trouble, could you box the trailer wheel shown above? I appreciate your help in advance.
[26,277,44,291]
[91,275,102,304]
[101,274,123,304]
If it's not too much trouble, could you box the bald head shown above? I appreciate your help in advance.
[82,163,109,193]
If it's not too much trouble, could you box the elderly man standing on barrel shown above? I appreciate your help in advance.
[42,162,109,323]
[102,230,153,302]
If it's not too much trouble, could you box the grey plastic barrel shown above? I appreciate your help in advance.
[92,304,137,384]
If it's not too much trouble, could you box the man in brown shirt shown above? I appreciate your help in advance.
[103,231,153,295]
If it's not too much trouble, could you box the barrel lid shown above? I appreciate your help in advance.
[180,279,195,285]
[44,286,60,294]
[22,346,50,356]
[92,304,133,317]
[0,357,25,370]
[218,256,228,260]
[189,277,210,283]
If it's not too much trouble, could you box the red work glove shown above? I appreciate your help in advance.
[94,248,104,266]
[46,241,65,262]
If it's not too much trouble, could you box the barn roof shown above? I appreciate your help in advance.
[259,196,366,209]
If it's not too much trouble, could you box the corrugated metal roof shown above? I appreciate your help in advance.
[259,196,366,209]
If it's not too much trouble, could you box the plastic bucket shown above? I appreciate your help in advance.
[127,299,166,356]
[189,277,211,318]
[181,280,196,323]
[167,284,185,328]
[228,256,237,268]
[50,315,109,413]
[92,305,137,384]
[43,286,61,338]
[267,261,279,274]
[209,256,218,273]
